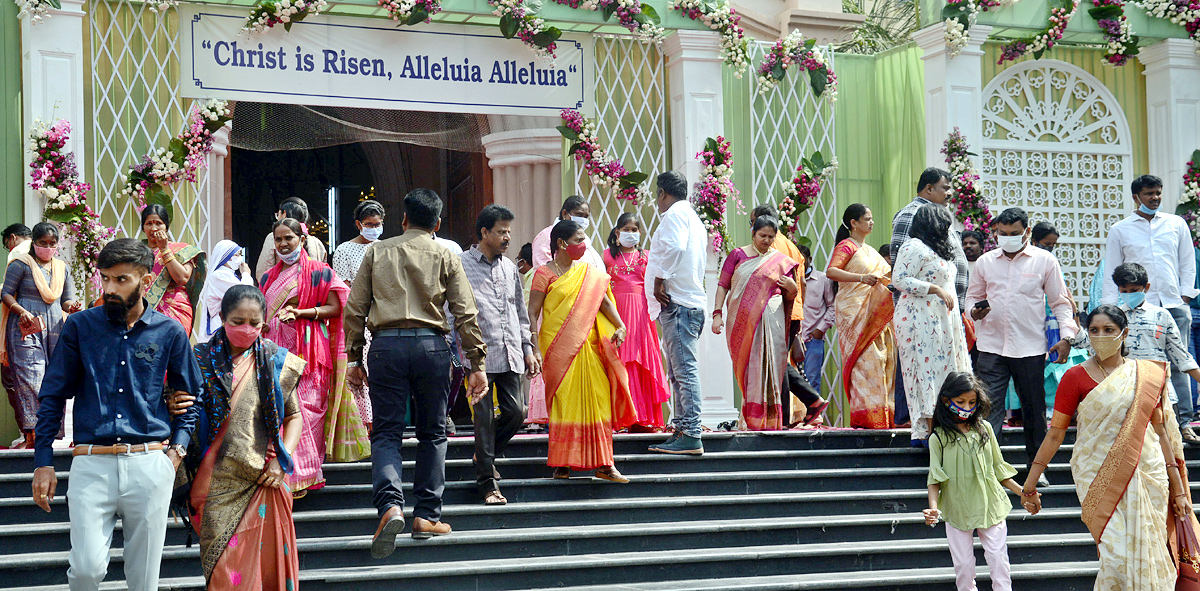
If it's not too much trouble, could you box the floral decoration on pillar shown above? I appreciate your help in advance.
[996,0,1080,63]
[27,120,118,297]
[667,0,750,75]
[1133,0,1199,52]
[491,0,563,60]
[942,128,994,243]
[15,0,57,23]
[942,0,1016,57]
[692,136,742,255]
[120,100,232,220]
[777,151,836,249]
[378,0,442,25]
[1090,0,1141,65]
[243,0,329,35]
[755,31,838,102]
[558,109,651,204]
[550,0,665,40]
[1175,150,1200,247]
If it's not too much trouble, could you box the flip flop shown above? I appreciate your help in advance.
[483,491,508,505]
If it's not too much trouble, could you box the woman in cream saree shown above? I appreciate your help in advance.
[1023,304,1194,590]
[825,204,895,429]
[712,216,799,431]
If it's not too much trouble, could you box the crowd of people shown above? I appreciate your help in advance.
[4,166,1198,590]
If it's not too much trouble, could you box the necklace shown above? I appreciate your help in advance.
[619,251,638,273]
[1095,358,1123,380]
[551,259,569,277]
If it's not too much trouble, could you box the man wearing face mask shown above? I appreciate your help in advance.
[31,239,202,591]
[1102,175,1198,433]
[967,208,1077,478]
[531,195,605,272]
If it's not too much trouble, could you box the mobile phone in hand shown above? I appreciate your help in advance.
[974,300,989,309]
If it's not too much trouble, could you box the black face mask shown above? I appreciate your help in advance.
[103,286,141,323]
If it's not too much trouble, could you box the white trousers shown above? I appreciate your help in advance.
[66,451,175,591]
[945,521,1012,591]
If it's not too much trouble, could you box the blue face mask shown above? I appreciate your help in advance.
[361,226,383,242]
[948,400,975,421]
[1138,203,1159,216]
[1118,291,1146,309]
[279,248,303,265]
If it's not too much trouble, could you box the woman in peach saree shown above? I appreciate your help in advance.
[825,204,895,429]
[528,220,637,482]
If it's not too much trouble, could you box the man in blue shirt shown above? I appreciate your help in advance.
[31,238,202,591]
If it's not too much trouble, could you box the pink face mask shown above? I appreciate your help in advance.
[33,245,57,261]
[225,322,261,349]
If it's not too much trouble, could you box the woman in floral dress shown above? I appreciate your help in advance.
[332,199,385,432]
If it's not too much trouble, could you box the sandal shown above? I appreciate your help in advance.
[803,400,829,426]
[482,491,508,505]
[552,467,571,479]
[594,467,629,484]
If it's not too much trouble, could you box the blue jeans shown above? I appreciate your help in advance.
[1169,305,1194,428]
[660,303,704,438]
[803,338,824,391]
[1191,315,1200,410]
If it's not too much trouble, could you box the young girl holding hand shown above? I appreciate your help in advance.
[923,371,1030,591]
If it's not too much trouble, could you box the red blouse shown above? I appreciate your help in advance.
[1052,365,1098,421]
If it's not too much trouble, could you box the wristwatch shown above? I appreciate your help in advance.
[346,361,361,368]
[168,444,187,458]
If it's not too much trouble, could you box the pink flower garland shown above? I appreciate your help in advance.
[1090,0,1140,66]
[121,100,232,214]
[755,30,837,102]
[558,109,649,204]
[941,128,994,243]
[777,151,836,244]
[692,136,742,254]
[378,0,442,25]
[1178,150,1200,247]
[998,0,1079,64]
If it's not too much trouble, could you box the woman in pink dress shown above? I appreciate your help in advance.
[604,213,670,431]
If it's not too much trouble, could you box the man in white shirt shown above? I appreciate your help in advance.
[531,195,605,272]
[3,223,31,265]
[1102,174,1199,430]
[646,171,707,455]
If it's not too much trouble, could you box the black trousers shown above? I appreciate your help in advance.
[473,371,526,496]
[368,334,452,521]
[786,365,821,407]
[977,352,1046,463]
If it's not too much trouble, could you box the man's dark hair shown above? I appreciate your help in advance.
[403,189,443,230]
[1112,262,1149,288]
[797,243,812,266]
[752,204,778,219]
[220,284,268,320]
[279,196,310,224]
[994,207,1029,229]
[2,223,30,244]
[657,171,688,201]
[916,168,952,195]
[560,195,588,217]
[476,205,515,239]
[1131,175,1163,195]
[1031,221,1057,242]
[961,230,985,245]
[518,242,533,264]
[98,238,154,273]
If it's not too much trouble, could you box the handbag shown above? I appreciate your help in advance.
[1177,514,1200,591]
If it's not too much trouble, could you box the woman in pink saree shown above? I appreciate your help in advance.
[825,204,896,429]
[142,204,206,336]
[260,218,350,496]
[712,216,800,430]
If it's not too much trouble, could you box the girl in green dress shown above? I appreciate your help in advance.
[922,372,1025,591]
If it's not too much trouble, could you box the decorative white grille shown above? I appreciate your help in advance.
[569,36,669,246]
[89,1,215,252]
[979,60,1132,305]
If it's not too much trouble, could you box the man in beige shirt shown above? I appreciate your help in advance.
[344,188,488,559]
[3,223,31,265]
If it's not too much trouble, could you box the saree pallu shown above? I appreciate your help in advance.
[539,264,638,469]
[1071,359,1177,590]
[190,351,303,589]
[828,240,895,429]
[726,251,797,431]
[146,242,206,336]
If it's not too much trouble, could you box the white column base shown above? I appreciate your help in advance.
[698,252,739,428]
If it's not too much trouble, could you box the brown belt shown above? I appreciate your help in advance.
[72,442,165,456]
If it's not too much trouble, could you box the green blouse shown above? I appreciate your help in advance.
[927,421,1018,531]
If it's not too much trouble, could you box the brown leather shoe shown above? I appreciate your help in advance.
[411,516,451,540]
[371,506,405,559]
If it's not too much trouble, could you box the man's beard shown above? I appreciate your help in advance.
[103,287,141,323]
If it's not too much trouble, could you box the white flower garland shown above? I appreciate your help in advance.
[1133,0,1200,52]
[669,0,749,75]
[14,0,55,24]
[243,0,329,36]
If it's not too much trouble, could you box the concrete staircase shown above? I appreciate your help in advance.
[0,429,1193,590]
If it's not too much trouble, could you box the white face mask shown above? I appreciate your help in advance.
[226,255,244,270]
[997,234,1026,254]
[618,231,640,248]
[361,226,383,242]
[570,215,590,232]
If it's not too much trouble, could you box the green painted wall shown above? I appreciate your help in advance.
[0,0,23,445]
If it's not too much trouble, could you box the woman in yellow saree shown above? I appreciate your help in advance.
[712,216,799,431]
[142,204,206,336]
[1023,305,1194,590]
[528,220,638,483]
[825,204,895,429]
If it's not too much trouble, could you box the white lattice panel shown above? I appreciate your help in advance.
[570,37,669,248]
[979,60,1133,305]
[89,1,214,251]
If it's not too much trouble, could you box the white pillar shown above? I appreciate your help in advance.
[663,29,738,428]
[204,125,231,253]
[481,127,563,250]
[1139,39,1200,212]
[20,0,87,227]
[913,23,991,169]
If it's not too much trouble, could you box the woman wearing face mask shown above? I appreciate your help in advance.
[197,240,254,344]
[528,220,636,481]
[256,197,328,280]
[261,218,356,495]
[603,213,670,432]
[0,222,81,448]
[711,216,800,431]
[1022,304,1194,589]
[332,200,385,432]
[142,204,207,335]
[186,285,304,590]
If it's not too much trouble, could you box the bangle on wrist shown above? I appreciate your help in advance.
[1021,489,1038,497]
[1032,460,1049,468]
[712,309,723,318]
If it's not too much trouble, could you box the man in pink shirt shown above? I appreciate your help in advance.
[966,207,1077,471]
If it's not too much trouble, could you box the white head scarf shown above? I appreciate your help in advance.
[196,240,254,343]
